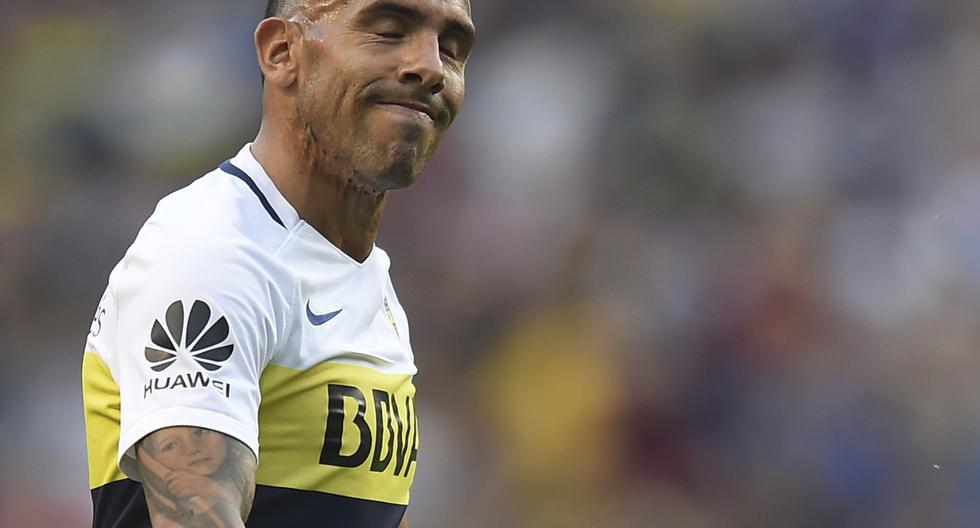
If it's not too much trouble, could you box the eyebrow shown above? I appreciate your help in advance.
[358,0,476,42]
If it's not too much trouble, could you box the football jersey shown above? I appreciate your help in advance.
[82,144,419,528]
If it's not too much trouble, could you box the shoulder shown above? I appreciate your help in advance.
[105,169,297,354]
[146,167,291,255]
[119,168,292,291]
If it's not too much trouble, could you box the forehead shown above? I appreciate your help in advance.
[302,0,471,23]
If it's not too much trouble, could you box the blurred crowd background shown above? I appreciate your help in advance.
[2,0,980,526]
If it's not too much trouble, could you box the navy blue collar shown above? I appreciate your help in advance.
[219,160,286,228]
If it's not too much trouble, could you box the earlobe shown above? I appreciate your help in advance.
[255,18,298,87]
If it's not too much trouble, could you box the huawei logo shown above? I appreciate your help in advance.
[145,300,234,372]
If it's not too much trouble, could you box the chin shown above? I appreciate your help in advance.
[366,142,430,190]
[371,160,421,190]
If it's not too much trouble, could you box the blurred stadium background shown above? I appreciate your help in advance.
[3,0,980,526]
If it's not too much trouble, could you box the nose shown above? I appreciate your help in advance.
[186,431,206,453]
[397,34,445,95]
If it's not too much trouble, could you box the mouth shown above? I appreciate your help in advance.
[190,457,212,467]
[376,101,436,124]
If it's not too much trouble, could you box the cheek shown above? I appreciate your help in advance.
[158,449,183,468]
[444,77,466,117]
[302,71,362,128]
[205,437,227,459]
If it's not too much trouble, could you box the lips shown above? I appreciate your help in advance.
[376,100,437,123]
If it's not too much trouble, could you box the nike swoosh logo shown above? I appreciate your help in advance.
[306,301,342,326]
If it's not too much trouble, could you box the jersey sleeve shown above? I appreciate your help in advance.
[108,220,291,480]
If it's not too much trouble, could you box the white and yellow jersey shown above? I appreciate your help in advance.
[82,144,419,527]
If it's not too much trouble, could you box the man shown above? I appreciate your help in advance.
[81,0,475,526]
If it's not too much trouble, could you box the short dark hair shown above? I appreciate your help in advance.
[265,1,284,18]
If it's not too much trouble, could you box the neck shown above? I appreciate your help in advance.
[251,121,386,263]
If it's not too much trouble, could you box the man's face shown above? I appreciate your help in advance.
[291,0,474,191]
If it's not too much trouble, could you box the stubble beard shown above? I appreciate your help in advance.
[295,91,430,193]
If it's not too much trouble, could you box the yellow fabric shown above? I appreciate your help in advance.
[82,351,127,489]
[256,362,418,505]
[83,351,418,504]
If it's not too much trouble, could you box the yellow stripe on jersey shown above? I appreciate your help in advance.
[256,361,419,505]
[82,351,127,489]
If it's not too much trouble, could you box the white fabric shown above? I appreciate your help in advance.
[84,144,416,480]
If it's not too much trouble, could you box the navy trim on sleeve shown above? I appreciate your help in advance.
[247,485,407,528]
[91,478,151,528]
[219,160,286,228]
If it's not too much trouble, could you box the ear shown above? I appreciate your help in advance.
[255,18,301,87]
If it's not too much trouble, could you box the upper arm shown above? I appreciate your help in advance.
[106,223,290,480]
[136,426,256,528]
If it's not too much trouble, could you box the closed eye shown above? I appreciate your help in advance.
[377,32,404,39]
[439,32,470,63]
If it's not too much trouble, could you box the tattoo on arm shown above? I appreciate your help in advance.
[136,427,256,528]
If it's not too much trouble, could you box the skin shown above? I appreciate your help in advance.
[148,427,228,476]
[137,427,255,528]
[251,0,475,261]
[137,1,474,526]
